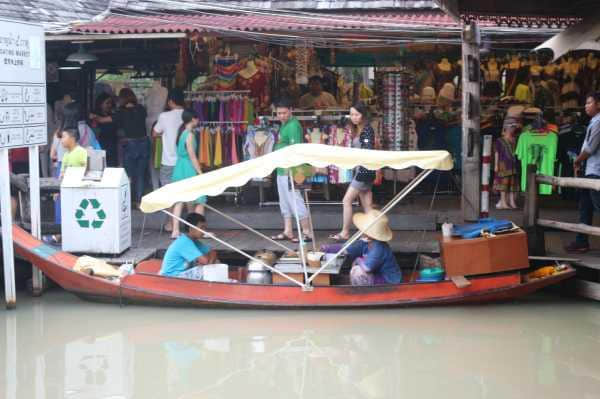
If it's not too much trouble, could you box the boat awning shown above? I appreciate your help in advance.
[140,144,453,213]
[534,16,600,61]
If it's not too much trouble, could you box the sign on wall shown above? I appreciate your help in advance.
[0,19,46,149]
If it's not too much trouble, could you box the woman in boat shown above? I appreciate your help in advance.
[324,210,402,285]
[170,109,207,239]
[160,213,218,280]
[330,101,376,242]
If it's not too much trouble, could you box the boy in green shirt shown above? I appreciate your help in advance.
[271,98,313,243]
[60,128,88,178]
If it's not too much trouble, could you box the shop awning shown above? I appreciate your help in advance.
[140,144,453,213]
[534,16,600,61]
[72,11,463,35]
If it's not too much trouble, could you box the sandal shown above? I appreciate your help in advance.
[271,233,295,241]
[289,236,312,243]
[329,233,349,242]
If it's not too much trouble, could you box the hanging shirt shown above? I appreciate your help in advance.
[515,127,558,195]
[582,113,600,176]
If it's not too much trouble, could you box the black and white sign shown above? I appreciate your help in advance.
[0,19,46,149]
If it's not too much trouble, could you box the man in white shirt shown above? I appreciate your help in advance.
[153,88,185,187]
[152,88,185,232]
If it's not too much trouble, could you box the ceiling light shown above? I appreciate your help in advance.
[66,44,98,64]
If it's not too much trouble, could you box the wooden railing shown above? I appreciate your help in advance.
[524,164,600,237]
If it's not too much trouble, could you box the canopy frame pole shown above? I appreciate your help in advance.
[307,169,434,285]
[162,210,306,288]
[203,203,295,253]
[288,171,310,287]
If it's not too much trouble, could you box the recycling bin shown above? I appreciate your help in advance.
[61,167,131,254]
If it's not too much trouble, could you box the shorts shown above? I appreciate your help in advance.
[350,178,373,192]
[177,266,204,280]
[277,175,308,219]
[159,165,174,186]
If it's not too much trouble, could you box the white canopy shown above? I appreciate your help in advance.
[534,16,600,61]
[140,143,453,213]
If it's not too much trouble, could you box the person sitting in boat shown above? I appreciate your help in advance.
[160,213,218,280]
[322,210,402,285]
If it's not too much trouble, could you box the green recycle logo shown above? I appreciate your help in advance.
[75,198,106,229]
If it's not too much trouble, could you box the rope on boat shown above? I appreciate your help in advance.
[410,171,441,282]
[162,209,306,288]
[203,203,295,253]
[306,168,435,285]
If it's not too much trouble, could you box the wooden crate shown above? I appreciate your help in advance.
[272,272,331,286]
[441,229,529,277]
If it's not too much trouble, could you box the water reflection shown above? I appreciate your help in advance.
[1,291,600,399]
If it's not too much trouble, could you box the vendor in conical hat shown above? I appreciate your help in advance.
[321,210,402,286]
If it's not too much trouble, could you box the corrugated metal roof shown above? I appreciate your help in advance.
[109,0,439,11]
[0,0,109,29]
[74,11,459,34]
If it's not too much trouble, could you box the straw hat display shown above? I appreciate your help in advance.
[352,210,393,242]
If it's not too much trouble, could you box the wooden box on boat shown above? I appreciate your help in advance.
[441,229,529,277]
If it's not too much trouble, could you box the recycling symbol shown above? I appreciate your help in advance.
[75,199,106,229]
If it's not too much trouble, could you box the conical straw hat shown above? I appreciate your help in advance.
[352,210,393,242]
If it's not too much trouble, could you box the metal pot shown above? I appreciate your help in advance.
[246,260,272,284]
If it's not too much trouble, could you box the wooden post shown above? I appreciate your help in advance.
[523,165,538,228]
[0,148,16,309]
[29,145,45,296]
[461,21,481,221]
[523,164,545,255]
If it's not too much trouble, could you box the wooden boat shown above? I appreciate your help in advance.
[13,144,576,308]
[13,225,575,308]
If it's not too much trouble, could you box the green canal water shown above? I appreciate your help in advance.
[1,289,599,398]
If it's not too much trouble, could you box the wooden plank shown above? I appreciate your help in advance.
[529,256,580,262]
[537,218,600,237]
[524,165,538,228]
[451,275,471,289]
[536,175,600,191]
[572,279,600,301]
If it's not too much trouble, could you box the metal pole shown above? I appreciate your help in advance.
[161,210,306,288]
[288,171,309,285]
[203,203,295,253]
[29,145,45,295]
[1,148,16,308]
[461,21,482,221]
[307,169,433,284]
[481,135,492,218]
[303,190,317,253]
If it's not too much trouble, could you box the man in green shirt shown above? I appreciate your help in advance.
[271,98,313,243]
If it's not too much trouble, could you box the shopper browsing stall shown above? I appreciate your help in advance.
[330,102,375,241]
[170,109,207,239]
[91,88,149,206]
[271,98,313,243]
[494,117,520,209]
[566,92,600,253]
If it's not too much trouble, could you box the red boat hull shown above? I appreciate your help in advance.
[12,225,576,308]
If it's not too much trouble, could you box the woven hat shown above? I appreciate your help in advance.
[352,210,393,242]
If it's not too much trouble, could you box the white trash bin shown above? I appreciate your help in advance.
[61,167,131,254]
